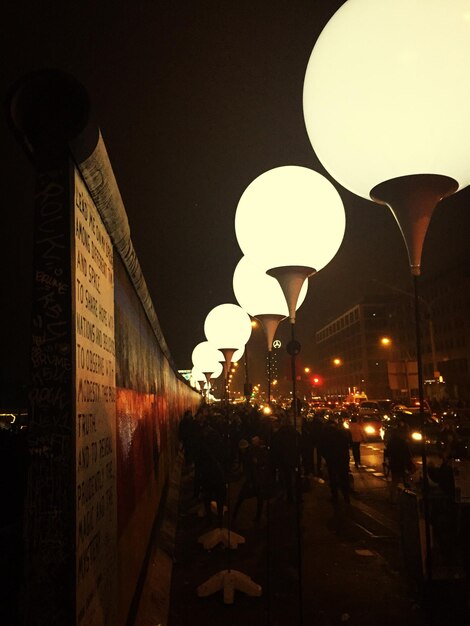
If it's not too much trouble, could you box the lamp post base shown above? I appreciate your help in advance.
[197,569,262,604]
[197,527,245,550]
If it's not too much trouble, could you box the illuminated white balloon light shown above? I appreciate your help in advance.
[211,361,224,378]
[191,341,223,376]
[303,0,470,199]
[204,303,252,350]
[233,255,308,349]
[233,256,307,318]
[193,361,223,381]
[235,165,345,321]
[190,367,206,390]
[235,165,345,272]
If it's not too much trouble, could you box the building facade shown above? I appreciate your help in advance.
[314,262,470,404]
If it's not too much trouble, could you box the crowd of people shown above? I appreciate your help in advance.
[178,401,367,521]
[178,399,470,518]
[178,403,298,524]
[177,400,470,578]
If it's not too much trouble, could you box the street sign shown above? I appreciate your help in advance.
[286,340,301,356]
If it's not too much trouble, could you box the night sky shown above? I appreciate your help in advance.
[2,1,470,394]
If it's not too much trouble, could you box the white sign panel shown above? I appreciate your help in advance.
[74,169,117,626]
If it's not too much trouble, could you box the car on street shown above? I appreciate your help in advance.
[307,405,333,420]
[358,399,395,418]
[408,397,432,413]
[337,409,383,441]
[328,408,351,429]
[360,414,383,441]
[383,408,441,451]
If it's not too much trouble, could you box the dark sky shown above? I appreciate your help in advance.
[2,0,469,390]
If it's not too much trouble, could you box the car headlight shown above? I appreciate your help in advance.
[364,425,375,435]
[411,431,423,442]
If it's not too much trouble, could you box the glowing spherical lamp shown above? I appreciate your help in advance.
[191,341,223,376]
[190,366,207,391]
[210,361,224,379]
[204,303,252,374]
[233,255,306,350]
[303,0,469,273]
[304,0,470,198]
[233,256,307,318]
[235,166,345,322]
[204,303,252,350]
[235,165,345,272]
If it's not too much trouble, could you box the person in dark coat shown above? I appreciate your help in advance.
[301,416,315,476]
[310,415,325,476]
[198,422,226,525]
[320,417,352,504]
[348,415,366,469]
[270,417,300,503]
[384,422,414,503]
[232,436,271,522]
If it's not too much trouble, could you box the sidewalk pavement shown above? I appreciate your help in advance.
[136,456,470,626]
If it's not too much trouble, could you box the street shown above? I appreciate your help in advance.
[157,441,469,626]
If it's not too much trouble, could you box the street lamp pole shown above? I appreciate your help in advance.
[304,0,470,587]
[267,265,315,423]
[235,166,346,625]
[233,256,304,406]
[254,314,286,405]
[243,342,250,400]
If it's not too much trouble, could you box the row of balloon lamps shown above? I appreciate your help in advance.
[190,0,470,594]
[190,165,346,407]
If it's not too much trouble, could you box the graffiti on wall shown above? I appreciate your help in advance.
[26,165,74,625]
[74,169,118,626]
[113,253,200,622]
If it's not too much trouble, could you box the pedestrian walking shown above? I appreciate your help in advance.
[384,421,414,503]
[310,414,325,477]
[198,421,226,525]
[232,436,271,522]
[348,416,365,468]
[320,416,352,504]
[301,416,315,476]
[271,416,300,503]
